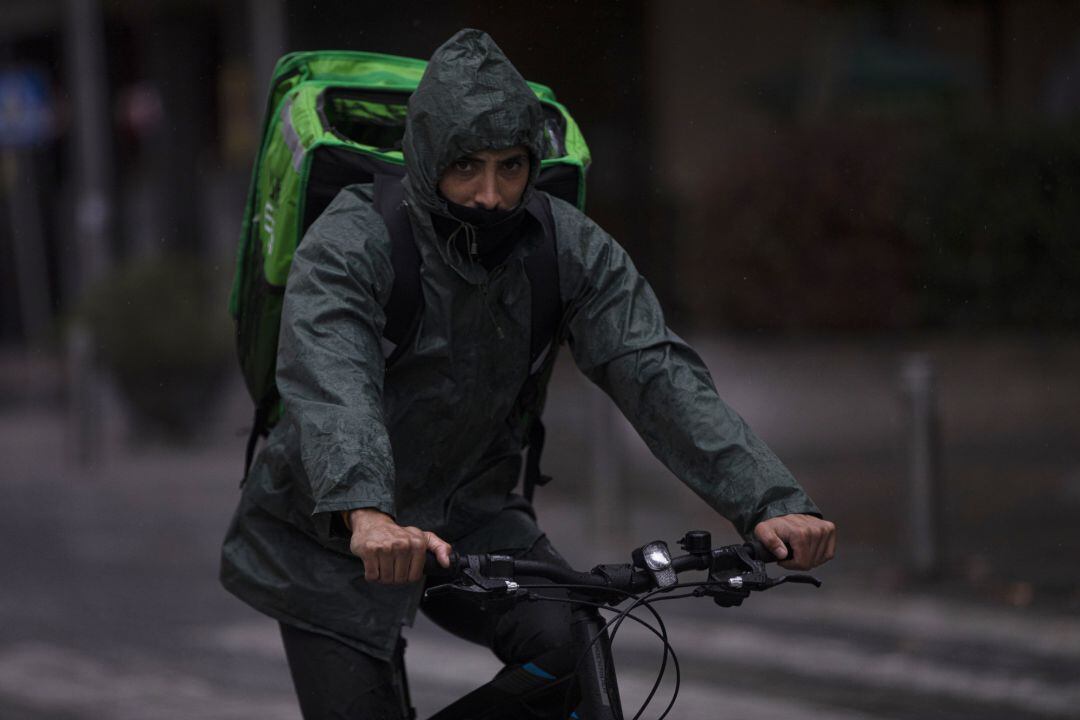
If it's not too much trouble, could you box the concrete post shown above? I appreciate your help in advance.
[900,353,942,579]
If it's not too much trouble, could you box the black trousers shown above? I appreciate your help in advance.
[279,536,584,719]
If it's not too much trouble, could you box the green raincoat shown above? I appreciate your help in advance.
[221,29,819,661]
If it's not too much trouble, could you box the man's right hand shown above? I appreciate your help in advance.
[346,508,452,585]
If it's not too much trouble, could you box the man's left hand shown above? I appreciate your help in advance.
[753,514,836,570]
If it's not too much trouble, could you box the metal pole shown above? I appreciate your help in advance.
[900,353,942,579]
[248,0,286,117]
[65,0,112,293]
[3,149,53,344]
[64,0,113,465]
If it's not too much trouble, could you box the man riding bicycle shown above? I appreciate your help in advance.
[221,28,836,719]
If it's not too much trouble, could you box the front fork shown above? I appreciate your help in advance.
[570,605,623,719]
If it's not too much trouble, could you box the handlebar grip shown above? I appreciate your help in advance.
[423,550,460,578]
[747,539,793,564]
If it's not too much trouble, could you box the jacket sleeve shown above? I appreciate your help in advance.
[555,204,820,536]
[276,186,397,526]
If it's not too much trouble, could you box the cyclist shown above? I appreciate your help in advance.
[221,28,836,719]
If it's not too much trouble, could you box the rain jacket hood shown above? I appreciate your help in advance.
[402,29,545,217]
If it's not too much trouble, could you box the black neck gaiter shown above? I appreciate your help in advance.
[432,198,529,269]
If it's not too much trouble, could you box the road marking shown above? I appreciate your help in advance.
[0,642,296,720]
[613,620,1080,717]
[207,616,1080,716]
[206,619,883,720]
[403,629,882,720]
[9,614,1072,720]
[743,590,1080,659]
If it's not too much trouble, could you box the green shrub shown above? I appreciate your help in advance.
[81,255,233,440]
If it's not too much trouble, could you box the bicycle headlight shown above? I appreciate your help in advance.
[644,545,671,571]
[633,540,677,588]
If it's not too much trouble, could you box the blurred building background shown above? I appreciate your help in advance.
[3,0,1080,339]
[2,2,1080,718]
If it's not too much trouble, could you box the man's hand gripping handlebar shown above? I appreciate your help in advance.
[345,509,452,585]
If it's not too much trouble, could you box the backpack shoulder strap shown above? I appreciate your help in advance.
[373,174,421,367]
[523,191,561,371]
[521,191,562,502]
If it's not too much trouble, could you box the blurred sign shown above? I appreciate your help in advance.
[0,67,55,149]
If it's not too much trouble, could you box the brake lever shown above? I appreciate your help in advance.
[422,554,528,612]
[461,554,516,593]
[771,573,822,588]
[423,580,529,612]
[703,542,822,606]
[422,582,458,600]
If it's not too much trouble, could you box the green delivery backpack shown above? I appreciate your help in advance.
[229,50,591,481]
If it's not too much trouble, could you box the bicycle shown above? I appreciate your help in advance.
[401,530,822,719]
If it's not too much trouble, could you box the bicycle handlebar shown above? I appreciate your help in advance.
[423,534,797,598]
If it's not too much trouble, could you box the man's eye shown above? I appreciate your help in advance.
[453,160,474,173]
[501,158,525,172]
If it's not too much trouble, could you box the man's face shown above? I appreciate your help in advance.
[437,146,530,210]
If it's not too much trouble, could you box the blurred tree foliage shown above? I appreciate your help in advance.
[689,120,1080,333]
[904,122,1080,330]
[690,123,916,332]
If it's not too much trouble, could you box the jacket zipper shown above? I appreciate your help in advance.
[469,236,505,340]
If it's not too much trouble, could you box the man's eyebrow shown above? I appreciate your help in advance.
[454,151,527,163]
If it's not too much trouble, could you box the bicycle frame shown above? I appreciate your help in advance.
[569,604,623,719]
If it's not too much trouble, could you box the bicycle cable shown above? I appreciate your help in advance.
[473,572,767,717]
[524,587,678,720]
[622,578,761,718]
[607,586,684,719]
[599,580,742,719]
[519,579,725,719]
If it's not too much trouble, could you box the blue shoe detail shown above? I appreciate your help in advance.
[522,661,557,680]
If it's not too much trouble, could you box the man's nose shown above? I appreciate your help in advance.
[473,168,501,210]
